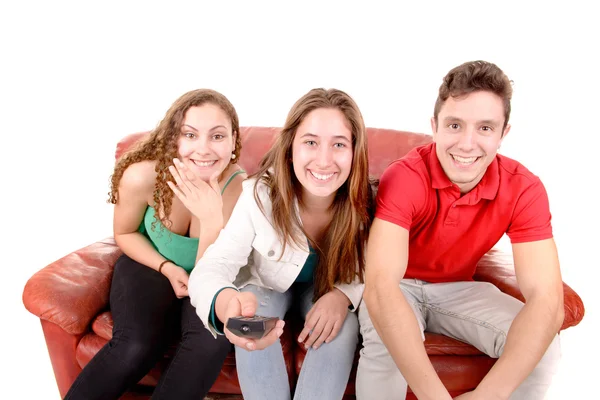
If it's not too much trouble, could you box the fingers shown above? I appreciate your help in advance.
[235,291,258,317]
[166,180,185,200]
[303,316,328,349]
[169,163,193,197]
[253,319,285,350]
[222,292,258,350]
[325,320,342,344]
[224,327,255,349]
[175,275,189,298]
[225,319,285,351]
[176,284,189,298]
[298,310,320,345]
[310,319,334,349]
[173,158,198,183]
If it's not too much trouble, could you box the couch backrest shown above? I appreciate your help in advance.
[115,127,432,179]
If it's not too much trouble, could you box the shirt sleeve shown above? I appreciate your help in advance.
[507,178,553,243]
[375,160,427,230]
[189,180,257,338]
[209,286,239,334]
[334,276,364,312]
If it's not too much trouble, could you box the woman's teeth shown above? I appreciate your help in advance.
[193,160,217,167]
[310,171,334,180]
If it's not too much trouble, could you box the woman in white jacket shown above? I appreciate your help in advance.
[188,88,373,400]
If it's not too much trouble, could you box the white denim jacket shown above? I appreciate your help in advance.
[189,178,365,337]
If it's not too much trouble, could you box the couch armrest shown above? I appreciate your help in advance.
[473,248,585,331]
[23,238,122,336]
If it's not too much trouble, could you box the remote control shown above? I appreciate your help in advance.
[226,315,279,339]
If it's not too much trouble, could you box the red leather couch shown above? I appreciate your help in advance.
[23,127,585,399]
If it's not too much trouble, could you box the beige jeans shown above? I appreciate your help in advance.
[356,279,561,400]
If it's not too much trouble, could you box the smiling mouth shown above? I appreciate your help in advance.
[451,154,481,166]
[191,160,217,167]
[309,170,336,181]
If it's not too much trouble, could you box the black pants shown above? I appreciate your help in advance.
[64,254,231,400]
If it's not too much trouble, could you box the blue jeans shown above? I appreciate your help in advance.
[235,283,359,400]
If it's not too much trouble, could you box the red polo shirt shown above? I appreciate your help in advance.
[375,142,553,282]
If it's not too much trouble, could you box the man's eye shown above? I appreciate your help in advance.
[449,123,460,130]
[481,126,492,132]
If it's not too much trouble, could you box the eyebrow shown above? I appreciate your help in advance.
[443,116,500,126]
[182,124,228,131]
[300,132,351,142]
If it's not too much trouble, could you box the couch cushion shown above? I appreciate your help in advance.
[85,310,493,395]
[115,127,433,180]
[294,333,495,394]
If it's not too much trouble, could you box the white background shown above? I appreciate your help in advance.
[2,1,597,398]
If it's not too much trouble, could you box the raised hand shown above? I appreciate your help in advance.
[297,288,351,350]
[223,292,285,351]
[166,158,223,226]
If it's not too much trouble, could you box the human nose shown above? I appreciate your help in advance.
[456,128,476,152]
[194,135,211,154]
[315,145,333,167]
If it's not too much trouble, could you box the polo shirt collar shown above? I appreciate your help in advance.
[429,143,500,201]
[429,143,453,190]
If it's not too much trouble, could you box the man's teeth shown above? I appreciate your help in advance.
[194,160,216,167]
[310,171,334,180]
[452,155,479,165]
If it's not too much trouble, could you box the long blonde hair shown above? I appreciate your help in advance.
[253,88,373,300]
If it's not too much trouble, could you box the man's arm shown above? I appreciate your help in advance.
[363,218,452,400]
[473,238,564,399]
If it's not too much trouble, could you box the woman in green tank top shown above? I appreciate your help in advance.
[64,89,246,400]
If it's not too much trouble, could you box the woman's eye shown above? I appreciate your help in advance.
[305,140,317,146]
[213,134,224,140]
[334,143,346,148]
[184,132,196,138]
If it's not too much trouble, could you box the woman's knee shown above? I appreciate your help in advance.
[109,330,167,368]
[316,312,359,353]
[182,328,232,358]
[336,311,359,341]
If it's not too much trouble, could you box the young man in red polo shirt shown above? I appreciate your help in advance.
[357,61,563,400]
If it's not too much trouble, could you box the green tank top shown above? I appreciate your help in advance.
[138,169,245,272]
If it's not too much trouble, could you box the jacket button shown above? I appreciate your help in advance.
[268,250,274,257]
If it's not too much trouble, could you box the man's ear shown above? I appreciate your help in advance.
[431,117,438,140]
[499,124,511,147]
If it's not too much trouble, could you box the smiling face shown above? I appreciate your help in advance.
[292,107,353,204]
[432,90,511,193]
[177,103,236,182]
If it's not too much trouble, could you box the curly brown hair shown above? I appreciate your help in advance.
[434,60,513,130]
[108,89,242,230]
[253,88,373,301]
